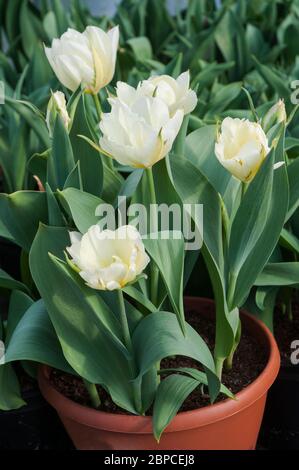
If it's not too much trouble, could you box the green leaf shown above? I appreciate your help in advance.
[29,224,138,413]
[133,312,219,402]
[5,97,50,148]
[0,191,48,252]
[58,187,104,233]
[204,82,242,119]
[153,368,234,441]
[169,156,236,361]
[127,37,153,62]
[143,233,185,334]
[115,169,144,207]
[4,299,74,375]
[45,183,66,227]
[228,151,275,285]
[252,56,291,109]
[6,290,34,344]
[153,374,198,442]
[287,158,299,221]
[123,285,156,314]
[185,125,232,196]
[0,269,29,294]
[232,133,289,307]
[27,150,49,186]
[63,161,83,191]
[69,96,103,197]
[160,367,234,398]
[0,364,26,411]
[280,228,299,255]
[255,263,299,287]
[48,116,75,190]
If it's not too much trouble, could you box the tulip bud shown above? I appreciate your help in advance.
[46,91,71,137]
[67,225,150,291]
[215,117,270,183]
[99,81,184,168]
[262,99,287,133]
[44,25,119,94]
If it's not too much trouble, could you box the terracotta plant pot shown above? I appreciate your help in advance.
[38,297,280,450]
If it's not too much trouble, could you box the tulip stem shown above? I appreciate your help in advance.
[117,289,133,351]
[147,168,159,306]
[83,380,101,409]
[117,290,142,413]
[241,181,248,199]
[93,93,102,121]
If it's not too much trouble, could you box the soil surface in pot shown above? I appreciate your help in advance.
[50,305,267,414]
[273,302,299,366]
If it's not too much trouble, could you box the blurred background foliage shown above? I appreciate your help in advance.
[2,0,299,307]
[1,0,299,188]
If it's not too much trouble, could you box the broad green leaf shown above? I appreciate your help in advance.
[0,364,26,411]
[169,156,236,361]
[204,82,242,118]
[4,299,74,374]
[287,158,299,221]
[47,116,75,190]
[63,162,83,191]
[46,183,66,227]
[29,224,138,413]
[233,135,289,307]
[115,169,144,207]
[228,151,275,287]
[69,96,103,197]
[0,269,29,294]
[58,187,104,233]
[127,37,153,62]
[153,368,234,441]
[123,285,156,314]
[252,56,291,109]
[185,125,232,196]
[143,233,185,333]
[133,311,220,401]
[5,97,50,148]
[6,290,33,344]
[280,228,299,255]
[255,263,299,287]
[27,150,48,186]
[153,374,199,442]
[169,156,223,271]
[0,191,48,252]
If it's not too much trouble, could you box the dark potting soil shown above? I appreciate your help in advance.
[273,301,299,366]
[50,308,267,415]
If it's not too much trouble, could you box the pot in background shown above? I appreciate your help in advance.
[38,297,280,450]
[258,362,299,450]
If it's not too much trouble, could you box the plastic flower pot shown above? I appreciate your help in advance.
[38,297,280,450]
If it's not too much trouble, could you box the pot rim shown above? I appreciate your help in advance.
[38,297,280,434]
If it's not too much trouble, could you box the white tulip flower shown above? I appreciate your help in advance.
[46,91,71,137]
[45,25,119,94]
[215,117,271,182]
[67,225,150,291]
[137,71,197,116]
[99,82,184,168]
